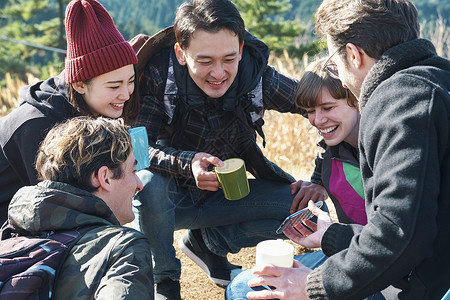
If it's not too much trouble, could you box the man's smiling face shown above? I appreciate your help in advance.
[175,28,243,99]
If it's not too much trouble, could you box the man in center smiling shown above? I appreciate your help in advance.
[131,0,327,298]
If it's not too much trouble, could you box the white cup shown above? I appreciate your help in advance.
[256,239,294,268]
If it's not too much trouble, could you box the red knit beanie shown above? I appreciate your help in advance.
[64,0,137,84]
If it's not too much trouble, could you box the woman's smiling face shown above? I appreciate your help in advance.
[307,86,360,148]
[74,64,135,118]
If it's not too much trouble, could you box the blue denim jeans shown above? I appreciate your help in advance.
[133,169,295,283]
[225,250,385,300]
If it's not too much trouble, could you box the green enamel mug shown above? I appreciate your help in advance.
[215,158,250,200]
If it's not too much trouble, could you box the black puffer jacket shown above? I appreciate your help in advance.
[0,71,75,224]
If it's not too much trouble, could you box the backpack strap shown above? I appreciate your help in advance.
[1,223,29,240]
[1,223,97,241]
[163,51,177,124]
[241,79,266,147]
[45,224,100,256]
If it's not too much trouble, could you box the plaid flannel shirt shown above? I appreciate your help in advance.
[135,48,313,194]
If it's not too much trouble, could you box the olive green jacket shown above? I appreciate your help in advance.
[7,180,154,299]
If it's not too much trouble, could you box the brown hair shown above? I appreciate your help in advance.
[295,58,358,109]
[36,116,132,192]
[315,0,419,59]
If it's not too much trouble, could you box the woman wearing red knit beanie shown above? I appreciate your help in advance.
[0,0,139,225]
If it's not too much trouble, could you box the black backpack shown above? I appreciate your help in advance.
[0,225,95,300]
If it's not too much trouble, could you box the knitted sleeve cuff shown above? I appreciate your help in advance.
[306,265,329,300]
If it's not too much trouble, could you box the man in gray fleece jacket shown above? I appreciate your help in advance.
[227,0,450,299]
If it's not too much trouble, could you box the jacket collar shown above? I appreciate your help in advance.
[359,39,437,111]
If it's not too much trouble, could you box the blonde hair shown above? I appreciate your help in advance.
[36,116,131,192]
[295,58,358,109]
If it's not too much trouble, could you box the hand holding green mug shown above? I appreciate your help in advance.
[214,158,250,200]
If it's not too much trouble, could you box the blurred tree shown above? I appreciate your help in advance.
[0,0,447,86]
[0,0,183,84]
[287,0,321,22]
[233,0,322,59]
[0,0,68,83]
[101,0,172,40]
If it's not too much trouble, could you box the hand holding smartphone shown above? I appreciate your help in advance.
[276,201,324,234]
